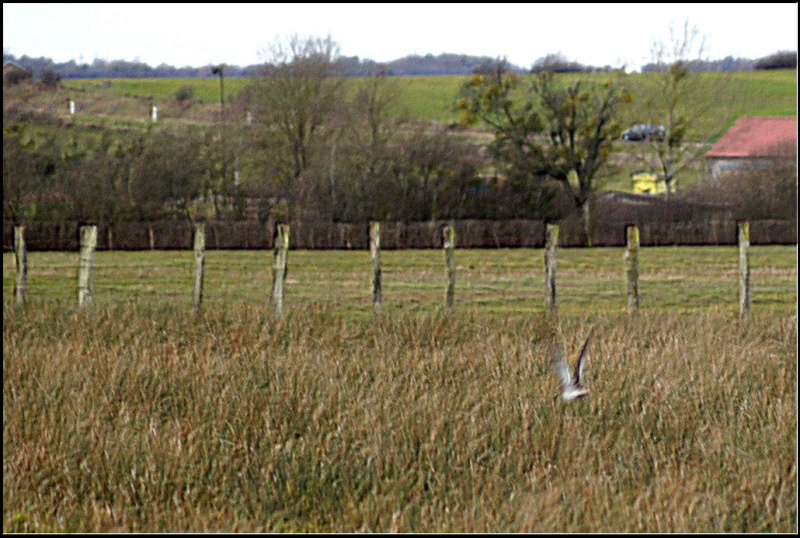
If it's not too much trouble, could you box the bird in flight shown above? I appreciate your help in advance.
[552,331,593,402]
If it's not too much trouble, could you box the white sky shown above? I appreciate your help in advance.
[3,3,798,72]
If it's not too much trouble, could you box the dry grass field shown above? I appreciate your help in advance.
[2,247,797,532]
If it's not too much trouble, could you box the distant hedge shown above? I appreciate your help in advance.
[4,218,796,252]
[754,51,798,70]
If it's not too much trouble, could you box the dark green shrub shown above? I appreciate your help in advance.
[40,69,61,89]
[174,85,195,104]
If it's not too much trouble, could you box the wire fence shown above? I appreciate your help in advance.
[5,224,797,318]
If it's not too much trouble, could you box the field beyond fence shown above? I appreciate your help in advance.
[3,245,796,317]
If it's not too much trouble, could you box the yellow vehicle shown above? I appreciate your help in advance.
[631,171,675,195]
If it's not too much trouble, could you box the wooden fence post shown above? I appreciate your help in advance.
[272,224,290,315]
[148,225,155,250]
[545,223,558,315]
[370,222,382,312]
[193,222,205,312]
[443,225,456,311]
[14,226,27,305]
[738,221,751,319]
[78,225,97,309]
[625,224,640,312]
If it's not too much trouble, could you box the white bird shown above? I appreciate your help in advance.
[552,332,593,402]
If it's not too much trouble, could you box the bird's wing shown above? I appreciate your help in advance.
[576,332,593,385]
[551,341,573,389]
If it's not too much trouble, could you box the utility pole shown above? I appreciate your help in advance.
[212,64,227,213]
[211,64,225,119]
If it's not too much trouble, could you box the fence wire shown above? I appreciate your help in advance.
[3,246,797,317]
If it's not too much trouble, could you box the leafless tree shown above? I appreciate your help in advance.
[628,19,732,196]
[336,67,400,220]
[246,35,345,220]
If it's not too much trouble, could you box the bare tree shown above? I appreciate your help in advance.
[246,35,345,220]
[628,19,731,196]
[382,124,481,222]
[340,67,400,220]
[131,131,208,222]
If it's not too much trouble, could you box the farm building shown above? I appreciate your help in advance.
[3,61,33,85]
[705,116,797,182]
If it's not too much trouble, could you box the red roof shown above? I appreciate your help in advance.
[705,116,797,158]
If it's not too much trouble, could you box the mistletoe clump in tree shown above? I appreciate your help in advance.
[458,64,632,245]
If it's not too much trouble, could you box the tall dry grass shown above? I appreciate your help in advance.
[3,301,797,532]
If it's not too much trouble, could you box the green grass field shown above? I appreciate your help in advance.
[31,69,798,135]
[3,247,797,532]
[2,246,797,317]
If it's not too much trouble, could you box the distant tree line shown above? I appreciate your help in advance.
[529,53,619,74]
[753,50,798,70]
[6,48,794,80]
[641,51,797,72]
[3,50,528,80]
[3,52,263,79]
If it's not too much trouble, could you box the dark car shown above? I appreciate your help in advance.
[622,124,666,142]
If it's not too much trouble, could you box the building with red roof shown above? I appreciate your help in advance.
[705,116,797,181]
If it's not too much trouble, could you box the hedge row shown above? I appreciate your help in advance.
[3,218,796,252]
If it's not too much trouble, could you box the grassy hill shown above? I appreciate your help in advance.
[9,70,796,134]
[4,70,796,193]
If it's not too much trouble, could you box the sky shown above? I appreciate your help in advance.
[3,3,798,72]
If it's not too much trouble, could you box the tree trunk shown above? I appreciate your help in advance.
[581,199,593,247]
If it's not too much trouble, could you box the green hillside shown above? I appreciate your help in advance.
[29,69,797,138]
[3,69,796,196]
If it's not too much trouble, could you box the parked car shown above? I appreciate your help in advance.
[622,124,666,142]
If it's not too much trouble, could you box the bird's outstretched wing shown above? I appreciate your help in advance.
[575,332,593,385]
[551,340,573,390]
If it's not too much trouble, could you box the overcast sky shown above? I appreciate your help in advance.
[3,3,798,72]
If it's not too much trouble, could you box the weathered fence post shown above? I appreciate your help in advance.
[234,154,241,186]
[738,221,751,319]
[148,225,155,250]
[272,224,290,315]
[193,222,206,312]
[14,226,28,305]
[625,224,640,312]
[545,223,558,315]
[444,225,456,311]
[78,224,98,309]
[370,222,382,312]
